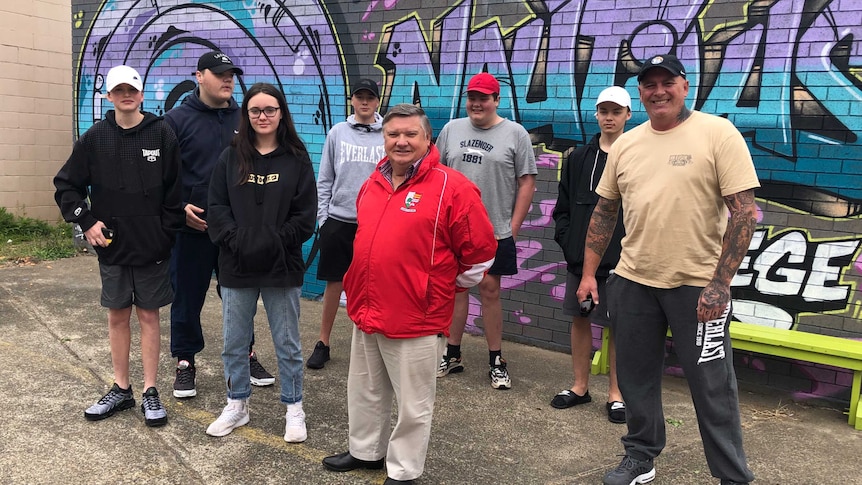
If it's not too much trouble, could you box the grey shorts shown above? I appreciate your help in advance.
[562,272,611,326]
[99,261,173,309]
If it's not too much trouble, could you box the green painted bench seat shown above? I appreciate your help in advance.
[590,321,862,430]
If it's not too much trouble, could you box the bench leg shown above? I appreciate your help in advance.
[850,370,861,430]
[591,326,611,375]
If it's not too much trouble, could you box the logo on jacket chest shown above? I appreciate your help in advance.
[401,191,422,212]
[142,148,161,162]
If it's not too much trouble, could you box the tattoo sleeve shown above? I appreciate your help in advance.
[585,197,621,259]
[714,189,757,286]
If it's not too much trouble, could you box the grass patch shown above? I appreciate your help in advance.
[0,208,80,264]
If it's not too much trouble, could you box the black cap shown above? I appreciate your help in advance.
[637,54,686,82]
[196,51,243,75]
[350,78,380,98]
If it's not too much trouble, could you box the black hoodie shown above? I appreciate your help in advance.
[552,133,625,277]
[54,110,184,265]
[207,145,317,288]
[164,88,240,231]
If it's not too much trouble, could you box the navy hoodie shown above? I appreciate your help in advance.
[207,145,317,288]
[552,133,625,277]
[54,111,184,265]
[164,88,240,231]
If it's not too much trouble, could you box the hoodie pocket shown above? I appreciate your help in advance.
[235,226,284,274]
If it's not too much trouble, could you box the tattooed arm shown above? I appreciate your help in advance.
[697,189,757,322]
[576,196,621,305]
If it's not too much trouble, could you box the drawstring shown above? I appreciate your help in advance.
[589,150,600,191]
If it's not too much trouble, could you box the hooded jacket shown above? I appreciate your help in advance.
[316,113,385,225]
[54,110,184,265]
[343,144,498,339]
[207,145,317,288]
[552,133,625,277]
[164,88,240,231]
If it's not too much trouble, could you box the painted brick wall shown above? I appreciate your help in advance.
[0,0,73,221]
[68,0,862,404]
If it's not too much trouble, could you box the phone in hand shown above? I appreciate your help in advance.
[101,227,114,245]
[579,294,595,317]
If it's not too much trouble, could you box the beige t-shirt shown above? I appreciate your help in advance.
[596,110,760,288]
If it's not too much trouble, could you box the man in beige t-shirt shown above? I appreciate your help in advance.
[578,54,758,485]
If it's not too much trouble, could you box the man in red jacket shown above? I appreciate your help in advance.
[322,104,498,484]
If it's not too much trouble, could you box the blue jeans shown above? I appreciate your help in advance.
[221,286,303,404]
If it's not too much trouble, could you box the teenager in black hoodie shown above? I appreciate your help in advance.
[205,83,317,442]
[551,86,631,423]
[54,65,183,427]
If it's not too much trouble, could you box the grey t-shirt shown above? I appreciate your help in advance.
[437,117,537,239]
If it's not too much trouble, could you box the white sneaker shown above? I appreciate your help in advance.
[206,398,249,437]
[284,401,307,443]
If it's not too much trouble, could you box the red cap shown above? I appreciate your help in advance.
[466,72,500,95]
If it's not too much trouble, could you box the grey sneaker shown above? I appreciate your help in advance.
[436,355,464,377]
[249,351,275,386]
[84,383,135,421]
[141,387,168,427]
[603,455,655,485]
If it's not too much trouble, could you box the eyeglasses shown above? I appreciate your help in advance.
[248,106,280,118]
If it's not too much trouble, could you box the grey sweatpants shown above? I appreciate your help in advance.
[606,275,755,484]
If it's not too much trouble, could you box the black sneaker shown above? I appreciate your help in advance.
[84,383,135,421]
[306,341,330,369]
[141,387,168,427]
[173,360,196,398]
[602,455,655,485]
[250,351,275,386]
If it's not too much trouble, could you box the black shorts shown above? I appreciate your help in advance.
[562,272,611,326]
[99,261,173,309]
[316,218,358,281]
[488,236,517,276]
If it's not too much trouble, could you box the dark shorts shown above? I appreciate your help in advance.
[99,261,173,310]
[316,218,358,281]
[562,272,611,326]
[488,236,517,276]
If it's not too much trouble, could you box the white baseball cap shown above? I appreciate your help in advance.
[105,65,143,92]
[595,86,631,108]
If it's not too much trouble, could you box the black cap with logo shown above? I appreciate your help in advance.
[196,51,244,75]
[350,78,380,99]
[637,54,686,82]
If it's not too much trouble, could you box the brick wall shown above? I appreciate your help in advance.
[0,0,73,221]
[67,0,862,402]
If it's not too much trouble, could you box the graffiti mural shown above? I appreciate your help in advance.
[71,0,862,401]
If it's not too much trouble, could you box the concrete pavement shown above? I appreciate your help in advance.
[0,254,859,484]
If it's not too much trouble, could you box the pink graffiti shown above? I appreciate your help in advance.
[362,0,402,21]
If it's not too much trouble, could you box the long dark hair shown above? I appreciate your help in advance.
[231,82,308,185]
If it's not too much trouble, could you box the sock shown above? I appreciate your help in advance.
[446,344,461,359]
[179,356,195,368]
[489,350,502,367]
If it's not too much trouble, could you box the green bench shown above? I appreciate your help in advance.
[590,321,862,430]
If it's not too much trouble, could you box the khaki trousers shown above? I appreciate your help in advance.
[347,326,439,481]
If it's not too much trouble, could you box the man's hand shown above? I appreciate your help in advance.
[576,274,600,306]
[84,221,110,248]
[185,203,207,231]
[697,280,730,323]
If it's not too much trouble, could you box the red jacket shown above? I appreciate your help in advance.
[344,144,497,339]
